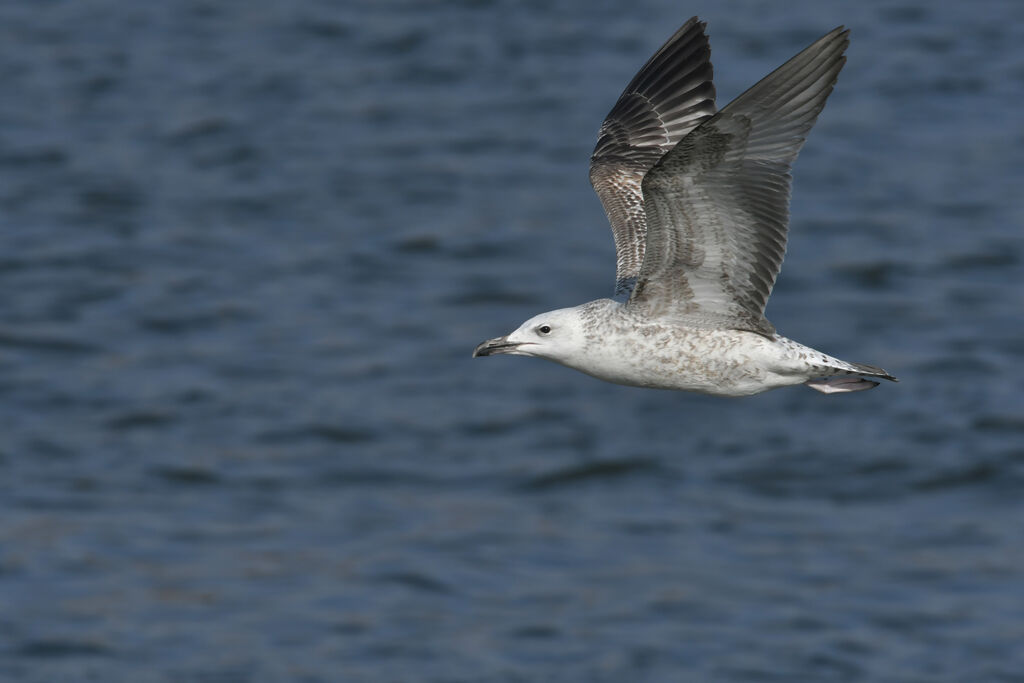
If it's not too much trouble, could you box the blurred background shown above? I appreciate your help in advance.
[1,0,1022,681]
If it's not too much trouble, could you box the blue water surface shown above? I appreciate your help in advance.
[1,1,1023,681]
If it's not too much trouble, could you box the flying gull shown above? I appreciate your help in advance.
[473,18,896,396]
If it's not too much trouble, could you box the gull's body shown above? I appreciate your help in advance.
[473,18,896,396]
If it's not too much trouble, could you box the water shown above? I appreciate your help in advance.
[1,1,1023,681]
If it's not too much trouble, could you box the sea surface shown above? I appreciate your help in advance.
[1,1,1023,681]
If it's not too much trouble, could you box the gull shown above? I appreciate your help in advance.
[473,18,896,396]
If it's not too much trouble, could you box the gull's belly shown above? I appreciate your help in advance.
[570,328,804,397]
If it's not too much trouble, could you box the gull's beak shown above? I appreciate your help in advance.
[472,336,520,357]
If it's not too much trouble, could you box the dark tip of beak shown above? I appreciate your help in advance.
[472,336,519,358]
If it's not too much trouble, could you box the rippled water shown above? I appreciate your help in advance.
[2,1,1023,681]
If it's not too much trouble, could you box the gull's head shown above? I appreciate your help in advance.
[472,307,586,364]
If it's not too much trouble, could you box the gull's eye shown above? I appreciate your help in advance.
[538,325,552,335]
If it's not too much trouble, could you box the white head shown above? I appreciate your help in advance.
[472,307,587,366]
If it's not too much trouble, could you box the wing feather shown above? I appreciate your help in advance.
[589,17,717,297]
[631,27,850,335]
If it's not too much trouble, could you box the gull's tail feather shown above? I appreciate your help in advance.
[804,359,898,394]
[843,360,898,383]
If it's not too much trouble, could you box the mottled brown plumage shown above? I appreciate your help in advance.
[474,20,896,396]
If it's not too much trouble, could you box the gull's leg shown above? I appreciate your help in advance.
[804,376,880,394]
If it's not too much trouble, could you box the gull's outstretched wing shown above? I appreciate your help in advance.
[589,17,717,298]
[630,27,850,336]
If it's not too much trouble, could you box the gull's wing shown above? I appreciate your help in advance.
[589,17,717,298]
[630,27,850,336]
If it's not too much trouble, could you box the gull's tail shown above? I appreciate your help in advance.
[776,336,897,394]
[804,359,898,394]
